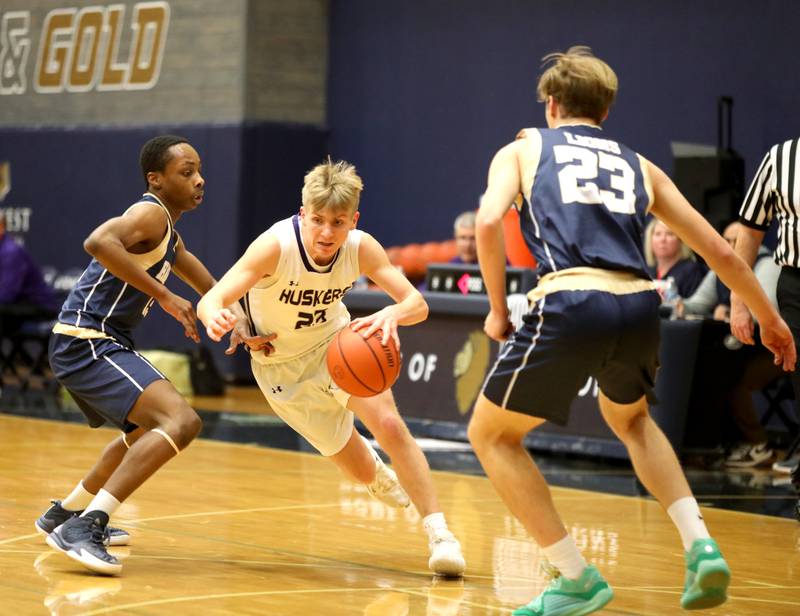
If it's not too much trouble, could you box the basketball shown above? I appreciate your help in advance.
[326,326,402,397]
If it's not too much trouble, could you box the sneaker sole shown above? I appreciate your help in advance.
[107,532,130,547]
[45,533,123,576]
[512,586,614,616]
[429,556,466,577]
[36,521,130,546]
[682,560,730,610]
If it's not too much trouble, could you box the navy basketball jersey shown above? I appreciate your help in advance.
[516,125,653,279]
[56,193,177,348]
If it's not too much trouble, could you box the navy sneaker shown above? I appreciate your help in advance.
[35,500,130,546]
[46,511,122,576]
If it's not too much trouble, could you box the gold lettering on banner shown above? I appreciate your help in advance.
[127,2,170,89]
[0,11,31,95]
[68,7,103,91]
[31,1,170,94]
[99,4,126,90]
[35,9,76,92]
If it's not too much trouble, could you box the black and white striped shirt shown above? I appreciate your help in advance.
[739,137,800,267]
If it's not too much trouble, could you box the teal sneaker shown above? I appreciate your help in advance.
[513,563,613,616]
[680,538,730,610]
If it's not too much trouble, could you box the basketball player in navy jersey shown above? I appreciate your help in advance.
[197,159,466,576]
[466,47,796,615]
[36,135,259,575]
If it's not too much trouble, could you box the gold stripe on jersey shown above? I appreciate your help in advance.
[122,196,174,271]
[637,154,655,213]
[52,322,115,340]
[527,267,656,303]
[517,128,543,205]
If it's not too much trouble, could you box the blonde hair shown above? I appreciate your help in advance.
[536,46,618,123]
[301,159,364,213]
[644,218,694,267]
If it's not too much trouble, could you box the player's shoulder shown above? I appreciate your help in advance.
[123,198,170,225]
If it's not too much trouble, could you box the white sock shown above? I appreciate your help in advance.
[79,489,121,519]
[423,512,448,540]
[667,497,710,551]
[61,481,95,512]
[541,534,588,580]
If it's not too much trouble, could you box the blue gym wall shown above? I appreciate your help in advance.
[328,0,800,246]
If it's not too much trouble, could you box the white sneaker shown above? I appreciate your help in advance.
[363,437,410,508]
[428,529,466,577]
[725,442,774,468]
[773,454,800,474]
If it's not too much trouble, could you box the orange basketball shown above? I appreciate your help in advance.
[326,326,402,397]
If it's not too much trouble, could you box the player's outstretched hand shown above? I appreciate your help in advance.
[159,292,200,343]
[203,307,238,343]
[484,308,514,342]
[760,316,797,371]
[351,307,399,349]
[226,322,277,357]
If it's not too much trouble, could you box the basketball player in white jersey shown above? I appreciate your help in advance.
[197,160,466,576]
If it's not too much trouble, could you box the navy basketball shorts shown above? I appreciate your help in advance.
[482,289,661,425]
[48,333,166,432]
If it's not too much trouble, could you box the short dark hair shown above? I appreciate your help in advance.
[139,135,190,187]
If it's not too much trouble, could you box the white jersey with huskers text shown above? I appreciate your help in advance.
[245,215,362,365]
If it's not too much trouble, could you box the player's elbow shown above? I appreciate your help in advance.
[418,293,429,322]
[83,232,103,257]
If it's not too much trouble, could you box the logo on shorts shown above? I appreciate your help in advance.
[0,161,9,202]
[453,329,490,415]
[271,385,283,394]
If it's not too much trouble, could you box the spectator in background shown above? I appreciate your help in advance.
[682,221,782,468]
[645,218,706,298]
[0,211,57,314]
[451,210,478,264]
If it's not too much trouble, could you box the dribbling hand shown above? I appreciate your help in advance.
[158,292,200,343]
[351,307,400,349]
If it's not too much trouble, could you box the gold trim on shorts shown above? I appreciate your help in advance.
[52,322,114,340]
[527,267,657,303]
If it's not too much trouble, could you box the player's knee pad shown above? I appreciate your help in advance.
[151,428,181,454]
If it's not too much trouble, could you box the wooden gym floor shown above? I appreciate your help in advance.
[1,410,799,616]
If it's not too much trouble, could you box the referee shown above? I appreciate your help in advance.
[731,137,800,474]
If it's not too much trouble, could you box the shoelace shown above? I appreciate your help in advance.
[431,529,456,545]
[729,444,751,459]
[372,466,397,493]
[540,558,562,582]
[84,518,108,546]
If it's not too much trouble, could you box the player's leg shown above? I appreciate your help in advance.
[99,380,201,500]
[467,396,563,545]
[470,292,615,615]
[327,427,411,508]
[599,393,730,609]
[347,390,437,514]
[468,395,612,616]
[47,346,200,575]
[36,427,146,546]
[598,289,729,609]
[348,390,466,576]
